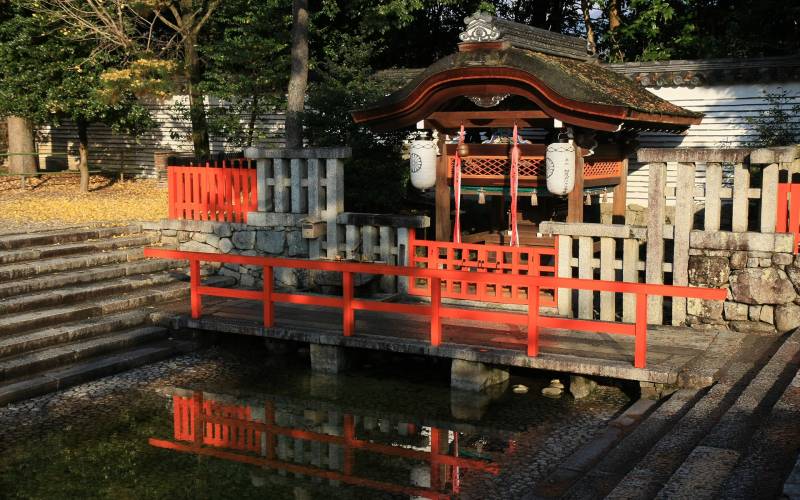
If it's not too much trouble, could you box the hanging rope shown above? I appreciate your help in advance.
[452,124,465,243]
[509,124,520,246]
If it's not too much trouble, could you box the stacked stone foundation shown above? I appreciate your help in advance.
[687,230,800,334]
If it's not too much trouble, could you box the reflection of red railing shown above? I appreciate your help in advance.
[408,232,557,308]
[151,392,498,499]
[168,162,258,223]
[777,181,800,253]
[144,248,726,368]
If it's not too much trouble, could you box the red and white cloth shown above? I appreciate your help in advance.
[509,124,520,246]
[452,125,465,243]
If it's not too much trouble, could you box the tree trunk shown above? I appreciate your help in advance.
[608,0,623,61]
[581,0,597,55]
[285,0,309,149]
[247,94,259,147]
[76,119,90,193]
[6,116,37,175]
[184,34,211,160]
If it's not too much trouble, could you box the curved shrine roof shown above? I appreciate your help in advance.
[352,13,702,133]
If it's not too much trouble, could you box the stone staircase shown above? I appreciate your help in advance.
[0,225,204,405]
[529,328,800,499]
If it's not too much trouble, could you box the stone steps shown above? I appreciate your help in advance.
[654,329,800,500]
[0,258,183,299]
[0,326,168,381]
[0,310,151,359]
[0,247,150,283]
[0,224,213,406]
[0,233,159,265]
[588,332,798,500]
[0,270,186,315]
[0,341,182,406]
[0,281,191,336]
[532,334,778,500]
[0,225,141,250]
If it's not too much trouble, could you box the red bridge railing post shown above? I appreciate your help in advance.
[263,265,273,327]
[527,284,540,357]
[190,258,202,319]
[634,292,648,368]
[343,271,354,336]
[431,277,442,346]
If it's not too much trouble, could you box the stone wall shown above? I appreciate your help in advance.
[142,219,312,289]
[687,230,800,334]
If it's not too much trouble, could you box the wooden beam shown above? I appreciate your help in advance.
[567,147,585,223]
[426,111,550,129]
[612,158,628,224]
[435,136,451,241]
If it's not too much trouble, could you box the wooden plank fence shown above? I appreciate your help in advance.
[168,162,257,223]
[543,146,800,326]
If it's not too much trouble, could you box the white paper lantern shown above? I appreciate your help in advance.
[409,140,438,190]
[545,142,576,196]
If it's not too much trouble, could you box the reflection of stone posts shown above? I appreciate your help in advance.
[324,410,344,487]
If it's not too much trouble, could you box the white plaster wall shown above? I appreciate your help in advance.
[626,82,800,206]
[34,95,285,177]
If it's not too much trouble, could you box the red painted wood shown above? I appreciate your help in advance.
[528,285,539,357]
[144,248,727,369]
[635,293,648,368]
[167,164,257,223]
[343,271,354,336]
[408,239,558,308]
[190,259,201,319]
[791,183,800,253]
[776,182,800,253]
[263,267,273,327]
[431,277,442,346]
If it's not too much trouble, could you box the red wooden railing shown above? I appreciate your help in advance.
[168,161,257,223]
[408,232,558,308]
[151,391,496,499]
[777,181,800,253]
[143,248,726,369]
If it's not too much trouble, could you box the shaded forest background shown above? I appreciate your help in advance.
[0,0,798,208]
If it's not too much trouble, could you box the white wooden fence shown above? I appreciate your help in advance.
[542,146,800,326]
[243,147,430,293]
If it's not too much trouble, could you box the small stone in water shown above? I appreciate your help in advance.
[542,387,562,398]
[550,379,564,390]
[512,384,529,394]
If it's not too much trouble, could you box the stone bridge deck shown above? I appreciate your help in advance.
[158,296,745,388]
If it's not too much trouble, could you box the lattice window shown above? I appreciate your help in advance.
[584,161,622,179]
[451,157,545,177]
[451,157,621,179]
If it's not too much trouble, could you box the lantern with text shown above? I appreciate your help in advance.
[409,140,438,190]
[545,142,576,196]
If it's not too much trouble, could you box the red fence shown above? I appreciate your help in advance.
[408,232,558,308]
[151,391,496,499]
[777,181,800,253]
[168,161,258,223]
[143,248,726,369]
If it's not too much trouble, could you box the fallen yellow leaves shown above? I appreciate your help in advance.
[0,175,168,225]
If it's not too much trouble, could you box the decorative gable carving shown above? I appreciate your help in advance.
[459,12,500,43]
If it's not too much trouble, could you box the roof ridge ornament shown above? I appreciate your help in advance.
[459,11,500,43]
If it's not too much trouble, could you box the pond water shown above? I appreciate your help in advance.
[0,338,631,499]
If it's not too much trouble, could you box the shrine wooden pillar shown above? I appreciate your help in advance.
[435,136,451,241]
[612,158,629,224]
[567,147,585,223]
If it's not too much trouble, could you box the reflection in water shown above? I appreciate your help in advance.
[150,390,503,499]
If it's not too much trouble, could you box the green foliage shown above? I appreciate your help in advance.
[199,0,292,147]
[0,2,154,135]
[746,89,800,147]
[304,31,411,212]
